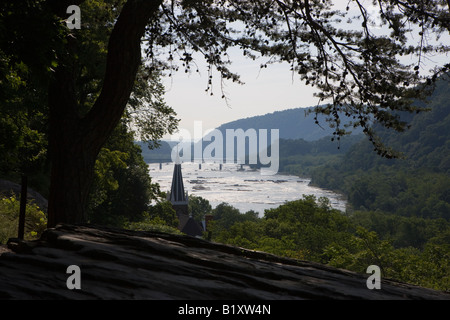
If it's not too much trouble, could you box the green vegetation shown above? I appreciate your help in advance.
[86,120,166,227]
[207,196,450,291]
[126,202,181,235]
[311,78,450,220]
[276,134,363,177]
[204,78,450,292]
[189,195,213,224]
[0,196,47,243]
[0,1,178,233]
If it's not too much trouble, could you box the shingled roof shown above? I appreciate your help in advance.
[178,213,204,237]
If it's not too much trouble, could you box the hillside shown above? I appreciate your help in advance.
[311,77,450,219]
[337,78,450,172]
[1,224,448,300]
[216,106,362,141]
[138,140,175,163]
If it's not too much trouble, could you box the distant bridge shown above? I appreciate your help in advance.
[145,157,252,165]
[147,159,251,171]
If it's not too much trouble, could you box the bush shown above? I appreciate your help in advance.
[0,195,47,244]
[126,214,182,235]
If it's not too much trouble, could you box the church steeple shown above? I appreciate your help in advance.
[169,161,188,205]
[168,160,203,237]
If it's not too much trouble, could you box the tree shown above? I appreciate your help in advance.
[146,200,179,229]
[45,0,163,227]
[1,0,176,227]
[87,119,163,226]
[0,13,49,191]
[188,195,213,223]
[212,203,245,230]
[126,201,181,234]
[146,0,449,157]
[2,0,448,227]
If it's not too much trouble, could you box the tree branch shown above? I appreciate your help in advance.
[84,0,162,150]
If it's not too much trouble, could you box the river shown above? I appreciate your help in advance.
[148,162,347,216]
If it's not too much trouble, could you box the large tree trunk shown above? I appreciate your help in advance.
[47,135,97,227]
[47,66,98,226]
[47,0,162,228]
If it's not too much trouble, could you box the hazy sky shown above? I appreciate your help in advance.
[162,52,320,139]
[161,0,448,140]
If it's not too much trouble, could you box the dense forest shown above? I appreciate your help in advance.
[207,195,449,291]
[311,77,449,220]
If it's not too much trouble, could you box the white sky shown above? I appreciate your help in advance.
[162,53,320,140]
[161,0,449,140]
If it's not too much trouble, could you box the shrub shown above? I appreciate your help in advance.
[0,195,47,244]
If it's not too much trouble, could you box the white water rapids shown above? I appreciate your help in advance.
[149,162,347,216]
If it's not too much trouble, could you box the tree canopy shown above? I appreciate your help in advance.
[1,0,449,226]
[143,0,449,156]
[208,195,450,291]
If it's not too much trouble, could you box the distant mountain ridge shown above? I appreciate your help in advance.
[216,106,362,141]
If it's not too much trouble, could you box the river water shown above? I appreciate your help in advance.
[148,162,347,216]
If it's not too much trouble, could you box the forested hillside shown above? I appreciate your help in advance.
[311,77,450,220]
[215,106,363,141]
[274,134,363,177]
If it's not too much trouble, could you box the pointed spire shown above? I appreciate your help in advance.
[168,158,203,237]
[170,160,187,204]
